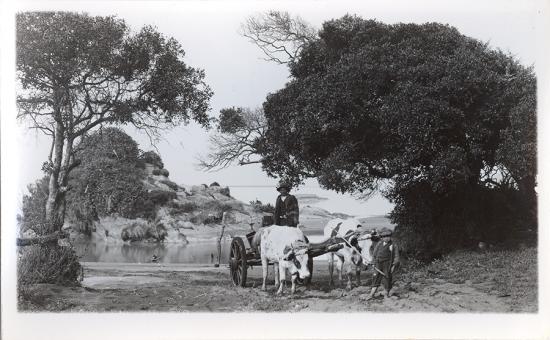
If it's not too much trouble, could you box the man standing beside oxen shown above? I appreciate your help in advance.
[273,182,300,227]
[364,228,400,299]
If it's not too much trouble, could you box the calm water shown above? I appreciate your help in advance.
[74,234,328,264]
[74,239,233,264]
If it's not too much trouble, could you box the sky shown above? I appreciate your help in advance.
[10,0,543,216]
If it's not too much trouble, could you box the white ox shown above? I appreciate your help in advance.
[253,225,311,295]
[323,218,376,290]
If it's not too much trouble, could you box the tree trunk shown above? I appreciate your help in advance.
[45,88,76,234]
[45,120,65,234]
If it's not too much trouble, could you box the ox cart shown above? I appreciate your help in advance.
[228,217,346,287]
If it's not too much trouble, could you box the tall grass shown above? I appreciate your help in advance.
[18,244,82,286]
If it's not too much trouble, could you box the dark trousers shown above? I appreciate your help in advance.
[372,259,393,292]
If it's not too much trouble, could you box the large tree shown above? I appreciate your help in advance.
[17,12,213,234]
[258,16,536,253]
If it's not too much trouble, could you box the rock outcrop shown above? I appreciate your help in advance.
[72,162,263,244]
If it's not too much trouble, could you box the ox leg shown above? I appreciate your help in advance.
[290,273,297,295]
[345,262,353,291]
[274,261,280,287]
[356,267,361,286]
[276,263,286,295]
[336,256,344,287]
[261,256,268,291]
[328,253,335,287]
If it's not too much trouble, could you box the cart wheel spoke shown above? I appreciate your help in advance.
[228,237,247,287]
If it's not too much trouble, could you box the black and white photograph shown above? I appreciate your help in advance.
[1,0,549,339]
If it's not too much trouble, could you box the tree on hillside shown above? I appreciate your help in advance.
[258,16,536,253]
[17,12,213,234]
[66,128,149,228]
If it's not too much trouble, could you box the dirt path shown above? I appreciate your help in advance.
[19,261,516,312]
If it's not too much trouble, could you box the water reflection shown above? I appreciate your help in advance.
[74,239,232,264]
[74,234,331,264]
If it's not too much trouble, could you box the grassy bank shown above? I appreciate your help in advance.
[398,246,537,312]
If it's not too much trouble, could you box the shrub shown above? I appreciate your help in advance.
[19,176,50,234]
[190,211,223,225]
[132,196,157,220]
[159,179,180,191]
[168,201,197,216]
[147,190,177,205]
[250,200,275,214]
[159,168,169,177]
[139,150,164,169]
[210,181,220,187]
[218,186,230,196]
[121,222,167,242]
[203,200,239,215]
[18,244,82,286]
[391,181,536,260]
[152,168,170,177]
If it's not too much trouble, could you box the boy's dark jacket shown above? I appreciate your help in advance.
[373,240,400,267]
[273,194,299,226]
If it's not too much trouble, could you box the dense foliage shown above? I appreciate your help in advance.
[258,16,536,256]
[18,176,50,235]
[140,151,165,169]
[66,128,148,225]
[66,128,186,227]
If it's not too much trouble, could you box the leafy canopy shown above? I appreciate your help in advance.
[66,128,147,222]
[258,16,536,254]
[261,16,535,196]
[17,11,213,139]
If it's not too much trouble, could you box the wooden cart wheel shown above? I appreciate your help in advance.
[229,237,247,287]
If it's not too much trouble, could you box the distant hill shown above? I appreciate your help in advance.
[358,215,395,230]
[294,194,329,204]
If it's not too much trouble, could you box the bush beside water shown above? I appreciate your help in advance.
[18,244,82,286]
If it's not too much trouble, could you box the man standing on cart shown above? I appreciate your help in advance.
[273,181,300,227]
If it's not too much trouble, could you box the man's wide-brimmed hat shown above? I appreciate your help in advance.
[276,181,292,192]
[379,227,393,237]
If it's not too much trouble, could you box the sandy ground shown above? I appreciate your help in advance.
[19,260,524,313]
